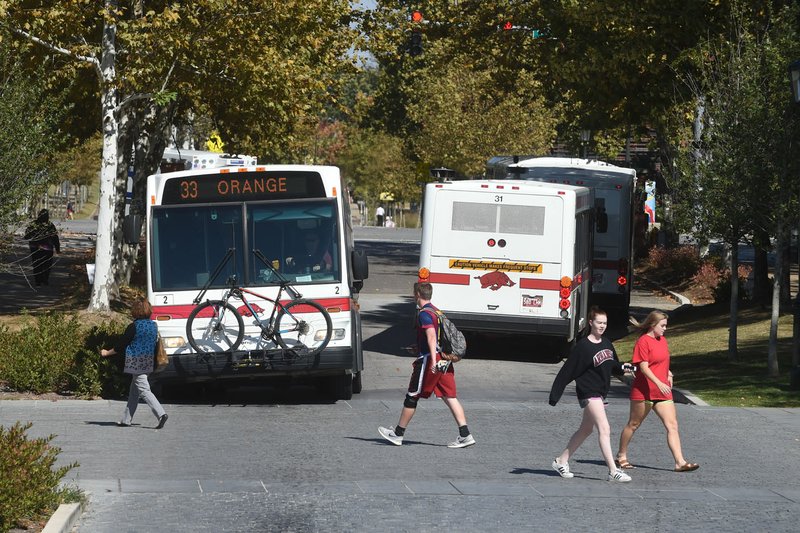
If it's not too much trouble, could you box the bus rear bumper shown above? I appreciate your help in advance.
[151,346,357,384]
[445,311,572,337]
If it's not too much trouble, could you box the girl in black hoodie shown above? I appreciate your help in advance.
[548,307,634,482]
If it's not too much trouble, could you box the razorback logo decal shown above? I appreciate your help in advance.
[474,271,516,291]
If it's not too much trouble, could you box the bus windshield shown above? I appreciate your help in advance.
[151,199,340,291]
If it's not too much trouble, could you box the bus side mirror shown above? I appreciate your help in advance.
[596,210,608,234]
[352,248,369,281]
[122,214,143,244]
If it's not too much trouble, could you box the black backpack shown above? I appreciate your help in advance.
[420,308,467,362]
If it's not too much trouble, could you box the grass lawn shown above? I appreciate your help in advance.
[614,303,800,408]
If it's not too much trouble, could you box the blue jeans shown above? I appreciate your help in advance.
[122,373,166,425]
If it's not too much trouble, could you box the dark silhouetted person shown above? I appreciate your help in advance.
[24,209,61,286]
[285,232,332,273]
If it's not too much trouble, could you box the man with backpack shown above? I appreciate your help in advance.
[378,282,475,448]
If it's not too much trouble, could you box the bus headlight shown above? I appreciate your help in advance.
[316,329,346,341]
[163,337,186,349]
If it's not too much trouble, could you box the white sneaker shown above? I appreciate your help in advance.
[378,426,403,446]
[551,459,574,479]
[447,434,476,448]
[608,469,632,483]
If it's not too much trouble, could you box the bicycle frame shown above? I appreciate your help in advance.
[225,285,289,340]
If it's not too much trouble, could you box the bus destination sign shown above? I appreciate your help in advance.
[161,171,327,204]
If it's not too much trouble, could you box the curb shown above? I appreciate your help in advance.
[42,502,82,533]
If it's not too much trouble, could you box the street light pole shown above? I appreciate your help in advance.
[579,130,591,159]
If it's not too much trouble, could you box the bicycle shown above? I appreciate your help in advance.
[185,250,333,359]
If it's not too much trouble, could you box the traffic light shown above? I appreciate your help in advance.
[409,10,423,56]
[409,31,423,56]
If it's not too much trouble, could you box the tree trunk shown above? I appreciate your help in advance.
[88,7,118,312]
[752,247,770,307]
[728,241,739,362]
[767,226,783,378]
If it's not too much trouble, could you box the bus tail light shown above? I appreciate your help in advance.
[617,275,628,287]
[559,276,572,312]
[418,267,430,281]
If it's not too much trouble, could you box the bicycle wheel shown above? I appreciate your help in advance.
[274,299,332,357]
[186,300,244,354]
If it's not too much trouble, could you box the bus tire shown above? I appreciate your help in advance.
[352,371,362,394]
[186,300,244,354]
[329,373,353,401]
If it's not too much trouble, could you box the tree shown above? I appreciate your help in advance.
[0,44,65,248]
[3,0,359,310]
[362,1,560,175]
[670,3,800,373]
[406,55,558,176]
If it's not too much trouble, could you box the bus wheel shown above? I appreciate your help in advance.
[352,372,362,394]
[328,374,353,401]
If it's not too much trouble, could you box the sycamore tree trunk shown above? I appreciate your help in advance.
[767,225,784,378]
[111,102,176,288]
[89,8,119,312]
[728,241,739,362]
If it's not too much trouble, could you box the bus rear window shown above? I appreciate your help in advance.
[452,201,545,235]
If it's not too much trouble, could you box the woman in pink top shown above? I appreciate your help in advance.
[615,310,699,472]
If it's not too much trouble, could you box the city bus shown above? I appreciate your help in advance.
[417,179,593,357]
[126,157,369,399]
[488,157,636,317]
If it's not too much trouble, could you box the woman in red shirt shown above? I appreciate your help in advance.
[615,310,699,472]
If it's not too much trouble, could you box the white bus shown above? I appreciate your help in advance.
[489,157,636,316]
[417,179,593,355]
[125,160,369,399]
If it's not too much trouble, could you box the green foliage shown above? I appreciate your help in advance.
[364,1,560,175]
[670,3,800,246]
[0,422,79,533]
[0,44,66,232]
[337,128,418,203]
[0,313,126,397]
[406,57,558,175]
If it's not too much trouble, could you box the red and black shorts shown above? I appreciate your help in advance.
[407,356,457,399]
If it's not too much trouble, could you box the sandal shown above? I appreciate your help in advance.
[675,462,700,472]
[615,457,635,470]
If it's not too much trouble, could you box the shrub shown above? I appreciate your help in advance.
[689,260,752,303]
[714,264,753,303]
[0,313,126,397]
[0,422,79,533]
[691,261,724,300]
[646,245,701,281]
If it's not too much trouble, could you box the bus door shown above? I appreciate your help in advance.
[592,185,627,294]
[428,189,566,318]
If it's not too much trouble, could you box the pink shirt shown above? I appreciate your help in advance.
[630,334,672,401]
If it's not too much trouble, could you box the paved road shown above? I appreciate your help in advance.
[1,228,798,531]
